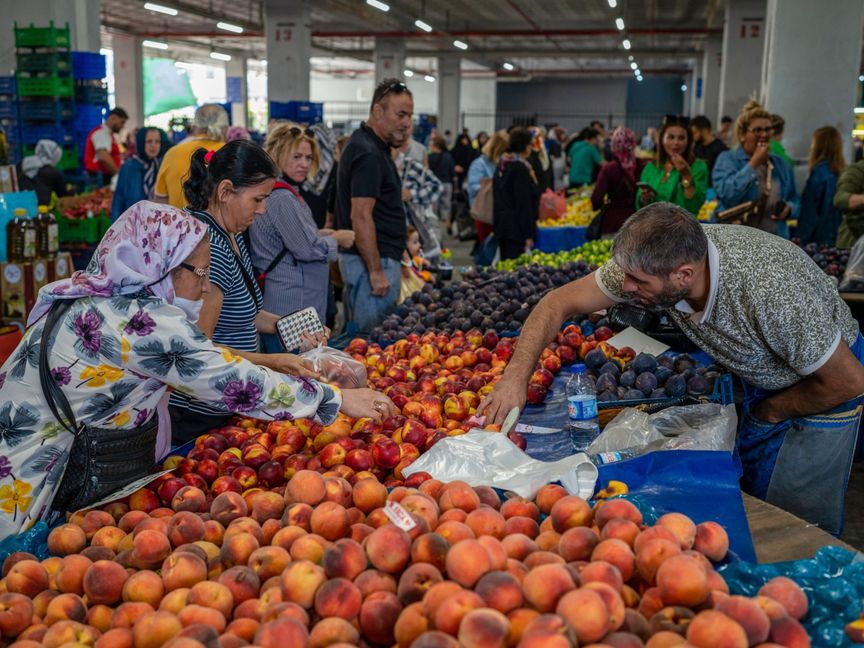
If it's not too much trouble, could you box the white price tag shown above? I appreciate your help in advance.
[383,500,417,532]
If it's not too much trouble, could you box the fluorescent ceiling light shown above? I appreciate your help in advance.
[99,48,111,56]
[622,39,631,50]
[144,2,177,16]
[681,84,688,92]
[859,74,864,82]
[366,0,390,11]
[608,0,617,6]
[415,19,433,32]
[628,55,634,61]
[616,18,625,30]
[637,75,643,81]
[503,62,515,71]
[453,40,468,50]
[634,68,641,75]
[404,69,414,77]
[210,52,232,61]
[854,107,864,114]
[217,21,243,33]
[424,74,435,82]
[142,40,168,49]
[630,62,637,70]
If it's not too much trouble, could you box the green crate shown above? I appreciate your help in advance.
[16,51,72,75]
[14,22,71,49]
[22,144,78,170]
[16,74,73,97]
[58,216,108,244]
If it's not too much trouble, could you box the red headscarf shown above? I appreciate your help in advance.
[611,127,638,183]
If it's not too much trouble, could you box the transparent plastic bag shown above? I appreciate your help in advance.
[839,236,864,292]
[402,430,598,499]
[588,403,738,457]
[300,347,367,389]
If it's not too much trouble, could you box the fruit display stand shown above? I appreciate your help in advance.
[535,224,589,254]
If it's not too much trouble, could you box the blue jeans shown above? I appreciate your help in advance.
[338,254,401,332]
[738,333,864,535]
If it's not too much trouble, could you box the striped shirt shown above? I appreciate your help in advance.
[169,208,263,416]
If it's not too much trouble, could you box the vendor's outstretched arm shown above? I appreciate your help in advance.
[477,272,616,424]
[752,341,864,422]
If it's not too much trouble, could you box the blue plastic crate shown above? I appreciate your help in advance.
[73,103,106,131]
[71,52,106,80]
[0,77,16,96]
[74,84,107,105]
[269,100,323,124]
[0,101,17,120]
[20,122,75,146]
[18,99,73,121]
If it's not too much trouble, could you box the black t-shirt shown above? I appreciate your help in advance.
[16,164,68,205]
[334,123,406,261]
[694,138,728,179]
[428,151,456,183]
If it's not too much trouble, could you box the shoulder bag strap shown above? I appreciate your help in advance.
[200,214,261,305]
[38,300,79,436]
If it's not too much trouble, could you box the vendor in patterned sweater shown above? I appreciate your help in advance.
[480,202,864,535]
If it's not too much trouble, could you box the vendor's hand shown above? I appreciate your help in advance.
[274,354,322,380]
[331,230,356,248]
[476,374,527,426]
[750,142,771,169]
[340,388,397,422]
[670,153,691,175]
[369,269,390,297]
[401,187,413,202]
[319,228,334,236]
[749,400,783,424]
[770,205,791,221]
[639,187,656,204]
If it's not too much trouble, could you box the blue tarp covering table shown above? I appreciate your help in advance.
[535,225,588,253]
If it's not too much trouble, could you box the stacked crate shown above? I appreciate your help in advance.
[14,21,78,171]
[71,51,108,171]
[0,77,19,165]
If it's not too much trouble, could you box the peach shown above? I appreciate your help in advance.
[638,588,666,620]
[401,494,440,530]
[251,491,286,524]
[166,512,206,548]
[350,522,374,543]
[657,513,696,550]
[601,517,641,547]
[366,507,390,528]
[621,584,641,608]
[225,516,264,543]
[309,616,360,648]
[522,563,576,613]
[6,560,49,597]
[656,554,709,607]
[314,577,362,620]
[439,508,468,523]
[457,607,511,648]
[323,476,353,507]
[44,592,87,624]
[365,524,412,574]
[83,560,127,605]
[432,589,484,636]
[352,479,388,513]
[444,538,492,587]
[506,558,530,584]
[501,497,540,521]
[503,516,540,539]
[159,588,190,615]
[474,485,501,509]
[758,576,808,620]
[86,604,114,633]
[595,499,644,529]
[645,630,687,647]
[171,486,208,513]
[120,570,164,608]
[0,592,35,637]
[534,484,568,514]
[464,508,506,540]
[582,581,626,631]
[716,595,771,645]
[475,571,523,614]
[648,606,695,635]
[225,617,260,642]
[2,550,37,576]
[707,569,730,594]
[393,602,429,648]
[90,525,126,553]
[581,560,624,592]
[397,563,443,605]
[621,608,650,639]
[41,620,100,647]
[161,552,208,592]
[47,524,87,556]
[359,590,403,646]
[536,530,562,553]
[520,612,575,646]
[95,627,133,648]
[220,532,260,568]
[558,526,600,562]
[411,533,450,572]
[32,588,59,619]
[280,560,326,609]
[132,529,172,568]
[636,538,682,584]
[132,517,168,537]
[436,520,475,544]
[437,481,481,512]
[693,521,729,562]
[248,546,291,582]
[80,509,115,538]
[289,533,329,563]
[176,624,220,645]
[355,568,398,598]
[254,618,310,648]
[210,492,248,527]
[591,538,636,582]
[556,588,611,645]
[686,610,748,648]
[507,607,541,645]
[309,502,350,541]
[421,580,462,618]
[188,580,234,618]
[549,495,593,532]
[177,604,227,632]
[282,503,314,531]
[320,538,366,581]
[271,525,307,552]
[80,545,116,562]
[634,525,680,554]
[523,550,565,568]
[477,536,508,571]
[118,511,150,534]
[111,601,154,629]
[501,533,538,561]
[753,595,790,620]
[284,470,327,506]
[217,566,260,607]
[767,615,811,647]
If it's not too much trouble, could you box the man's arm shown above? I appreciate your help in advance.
[477,272,617,424]
[96,150,118,175]
[350,197,388,296]
[752,340,864,422]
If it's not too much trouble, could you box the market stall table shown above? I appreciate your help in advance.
[535,225,587,253]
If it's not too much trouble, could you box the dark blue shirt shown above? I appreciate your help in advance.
[798,160,841,246]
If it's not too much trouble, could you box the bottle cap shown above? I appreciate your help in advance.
[13,208,26,216]
[572,363,587,374]
[38,206,48,214]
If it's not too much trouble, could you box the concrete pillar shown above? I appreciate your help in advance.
[0,0,101,75]
[717,0,766,124]
[226,57,248,128]
[374,38,406,82]
[761,0,864,162]
[460,73,496,136]
[437,57,461,139]
[112,34,144,130]
[264,0,311,104]
[701,35,723,124]
[687,62,700,117]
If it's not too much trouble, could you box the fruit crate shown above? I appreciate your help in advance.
[18,99,73,121]
[16,74,73,98]
[20,122,74,147]
[22,143,78,170]
[14,22,71,49]
[0,77,16,96]
[58,216,108,244]
[0,101,17,120]
[16,51,72,75]
[73,103,106,132]
[74,84,108,105]
[71,52,106,80]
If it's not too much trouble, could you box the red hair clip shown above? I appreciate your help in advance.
[204,149,215,165]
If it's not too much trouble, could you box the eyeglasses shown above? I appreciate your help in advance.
[663,114,690,127]
[376,81,409,103]
[178,262,210,280]
[748,126,774,135]
[289,126,315,138]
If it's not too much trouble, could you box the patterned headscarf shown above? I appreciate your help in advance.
[28,201,207,325]
[611,127,638,182]
[134,127,169,200]
[21,139,62,178]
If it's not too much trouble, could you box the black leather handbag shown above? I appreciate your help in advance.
[39,300,158,512]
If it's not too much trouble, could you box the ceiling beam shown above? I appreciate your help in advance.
[311,27,722,38]
[329,48,703,60]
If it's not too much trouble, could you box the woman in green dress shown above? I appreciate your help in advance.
[637,115,708,216]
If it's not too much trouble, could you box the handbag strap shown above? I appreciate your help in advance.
[38,300,79,437]
[193,211,261,305]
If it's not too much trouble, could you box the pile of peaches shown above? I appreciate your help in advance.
[0,470,816,647]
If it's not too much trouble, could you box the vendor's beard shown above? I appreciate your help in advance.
[651,281,691,309]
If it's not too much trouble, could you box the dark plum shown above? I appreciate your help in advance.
[687,375,709,395]
[665,374,687,397]
[624,389,646,401]
[632,353,658,375]
[673,353,696,372]
[619,370,636,388]
[595,373,617,393]
[585,348,607,370]
[634,372,658,396]
[654,367,673,386]
[649,388,666,399]
[598,390,617,402]
[599,361,620,378]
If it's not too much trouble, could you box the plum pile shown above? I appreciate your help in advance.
[797,241,849,278]
[584,351,718,402]
[373,261,598,344]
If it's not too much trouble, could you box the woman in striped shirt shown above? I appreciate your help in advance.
[168,140,325,444]
[249,123,355,353]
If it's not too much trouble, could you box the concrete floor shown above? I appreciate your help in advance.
[439,230,864,552]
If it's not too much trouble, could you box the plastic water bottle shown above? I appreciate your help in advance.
[566,364,600,451]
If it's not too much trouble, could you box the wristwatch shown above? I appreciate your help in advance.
[681,177,692,188]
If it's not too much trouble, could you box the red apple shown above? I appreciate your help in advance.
[459,390,480,409]
[405,471,432,487]
[507,431,527,451]
[187,447,219,462]
[345,448,374,472]
[530,368,555,389]
[182,472,208,490]
[444,395,469,422]
[526,383,547,405]
[156,477,187,505]
[383,414,407,432]
[196,459,219,484]
[556,344,577,365]
[319,442,347,468]
[483,330,499,349]
[594,326,613,342]
[371,438,401,469]
[495,342,514,362]
[232,465,259,489]
[242,445,272,471]
[196,433,228,453]
[542,354,562,374]
[257,460,286,488]
[563,332,584,348]
[210,475,243,495]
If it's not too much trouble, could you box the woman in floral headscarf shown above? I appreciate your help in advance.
[590,127,646,236]
[0,201,394,541]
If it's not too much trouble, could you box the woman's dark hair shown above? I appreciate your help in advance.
[507,127,533,154]
[575,127,599,142]
[184,139,278,210]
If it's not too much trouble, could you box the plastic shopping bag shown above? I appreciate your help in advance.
[539,189,567,220]
[839,236,864,292]
[300,347,367,389]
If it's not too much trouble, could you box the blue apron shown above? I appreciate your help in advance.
[738,333,864,536]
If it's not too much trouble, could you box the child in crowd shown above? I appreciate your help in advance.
[400,227,432,303]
